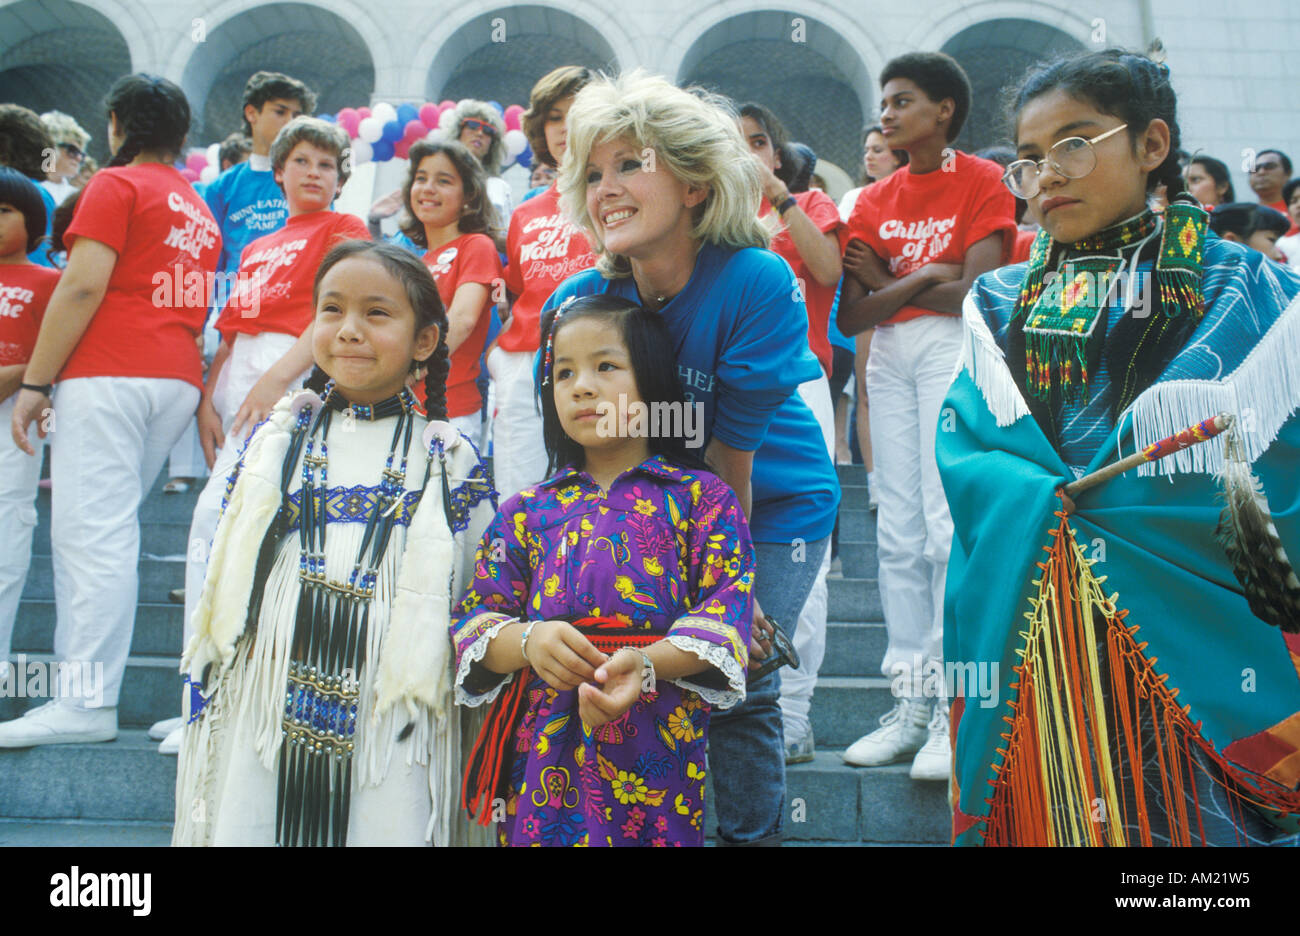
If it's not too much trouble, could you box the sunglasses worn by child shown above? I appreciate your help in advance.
[460,118,497,139]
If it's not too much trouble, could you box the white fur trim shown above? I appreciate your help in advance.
[954,291,1032,427]
[1122,290,1300,476]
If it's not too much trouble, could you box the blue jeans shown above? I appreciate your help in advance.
[709,535,829,844]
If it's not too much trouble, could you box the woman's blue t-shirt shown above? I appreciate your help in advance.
[542,242,840,544]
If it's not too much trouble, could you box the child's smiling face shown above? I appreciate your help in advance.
[312,255,439,404]
[1016,88,1168,244]
[410,152,464,232]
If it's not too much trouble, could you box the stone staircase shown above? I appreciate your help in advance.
[0,463,950,846]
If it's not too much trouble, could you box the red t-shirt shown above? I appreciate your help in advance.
[501,184,595,353]
[425,233,502,418]
[0,264,60,366]
[1011,228,1036,264]
[762,189,848,376]
[62,164,221,389]
[1265,199,1300,237]
[216,210,369,343]
[846,152,1017,326]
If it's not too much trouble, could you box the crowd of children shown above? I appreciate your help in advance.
[0,43,1297,848]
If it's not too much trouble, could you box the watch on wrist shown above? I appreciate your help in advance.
[20,382,53,396]
[774,195,797,216]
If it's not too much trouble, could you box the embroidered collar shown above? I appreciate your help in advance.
[538,454,695,490]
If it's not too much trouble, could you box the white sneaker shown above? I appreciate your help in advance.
[148,716,183,741]
[909,703,951,781]
[158,723,184,755]
[842,698,931,766]
[0,700,118,747]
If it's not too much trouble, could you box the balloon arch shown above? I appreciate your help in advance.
[179,99,530,184]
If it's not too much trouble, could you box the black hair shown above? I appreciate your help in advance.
[305,240,451,420]
[1283,177,1300,207]
[537,295,710,477]
[219,132,253,170]
[738,102,799,187]
[1209,202,1290,241]
[1008,49,1183,198]
[104,74,191,169]
[976,145,1028,223]
[788,142,816,194]
[48,188,82,262]
[241,71,317,137]
[1189,155,1235,202]
[1256,149,1292,176]
[0,104,55,181]
[880,52,972,143]
[400,140,499,247]
[0,167,49,255]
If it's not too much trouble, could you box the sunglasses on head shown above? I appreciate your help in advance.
[461,118,497,138]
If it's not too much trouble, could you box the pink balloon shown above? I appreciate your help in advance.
[180,167,200,182]
[418,103,439,127]
[504,104,524,132]
[338,107,358,123]
[394,139,412,160]
[358,106,372,119]
[439,99,455,112]
[403,119,428,141]
[185,152,208,172]
[339,113,360,138]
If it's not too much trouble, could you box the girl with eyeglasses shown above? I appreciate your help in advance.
[939,49,1300,847]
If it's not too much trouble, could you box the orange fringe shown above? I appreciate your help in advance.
[982,508,1300,846]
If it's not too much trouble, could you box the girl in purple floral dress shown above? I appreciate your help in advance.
[451,295,754,846]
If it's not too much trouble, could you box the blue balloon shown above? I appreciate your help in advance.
[371,139,394,162]
[319,113,337,123]
[517,142,532,167]
[396,103,418,125]
[381,120,402,143]
[488,100,504,115]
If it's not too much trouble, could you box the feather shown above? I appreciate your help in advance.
[1215,427,1300,632]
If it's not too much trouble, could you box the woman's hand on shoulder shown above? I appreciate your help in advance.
[526,620,608,691]
[229,370,291,439]
[578,649,644,728]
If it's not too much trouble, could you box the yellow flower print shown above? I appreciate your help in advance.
[691,809,703,830]
[667,706,700,743]
[543,573,560,597]
[704,598,727,617]
[556,485,583,506]
[634,497,657,516]
[674,792,692,815]
[612,769,648,805]
[687,761,705,783]
[643,556,663,576]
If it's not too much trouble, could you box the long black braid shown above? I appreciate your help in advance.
[104,74,190,168]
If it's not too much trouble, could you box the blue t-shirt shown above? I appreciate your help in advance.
[27,186,57,267]
[203,161,288,275]
[826,278,855,353]
[543,242,840,543]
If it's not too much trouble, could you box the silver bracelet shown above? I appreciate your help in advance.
[520,620,538,665]
[620,647,655,695]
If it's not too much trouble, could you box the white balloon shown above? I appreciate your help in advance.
[426,127,449,143]
[350,139,373,165]
[206,143,220,166]
[358,117,383,143]
[504,129,527,159]
[372,102,397,125]
[199,165,218,184]
[438,108,458,131]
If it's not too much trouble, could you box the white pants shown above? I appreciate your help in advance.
[779,373,835,739]
[49,377,200,709]
[486,346,548,499]
[184,332,303,644]
[0,396,45,657]
[167,418,209,480]
[866,315,961,688]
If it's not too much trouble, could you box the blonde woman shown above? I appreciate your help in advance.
[541,70,840,846]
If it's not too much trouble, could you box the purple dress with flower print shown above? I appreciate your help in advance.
[451,456,754,847]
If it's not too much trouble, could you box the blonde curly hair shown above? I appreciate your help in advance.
[557,69,768,278]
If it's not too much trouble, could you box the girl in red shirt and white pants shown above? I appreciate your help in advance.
[3,76,221,746]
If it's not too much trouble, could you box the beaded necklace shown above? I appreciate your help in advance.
[276,381,426,847]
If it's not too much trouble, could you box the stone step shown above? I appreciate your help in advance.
[0,655,181,728]
[704,750,949,843]
[819,620,886,676]
[0,817,173,846]
[0,730,177,823]
[22,556,185,605]
[835,463,867,487]
[838,508,876,544]
[835,541,877,579]
[808,675,896,747]
[838,483,868,511]
[826,577,881,622]
[13,600,183,657]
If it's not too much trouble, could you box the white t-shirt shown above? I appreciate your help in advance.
[1277,232,1300,271]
